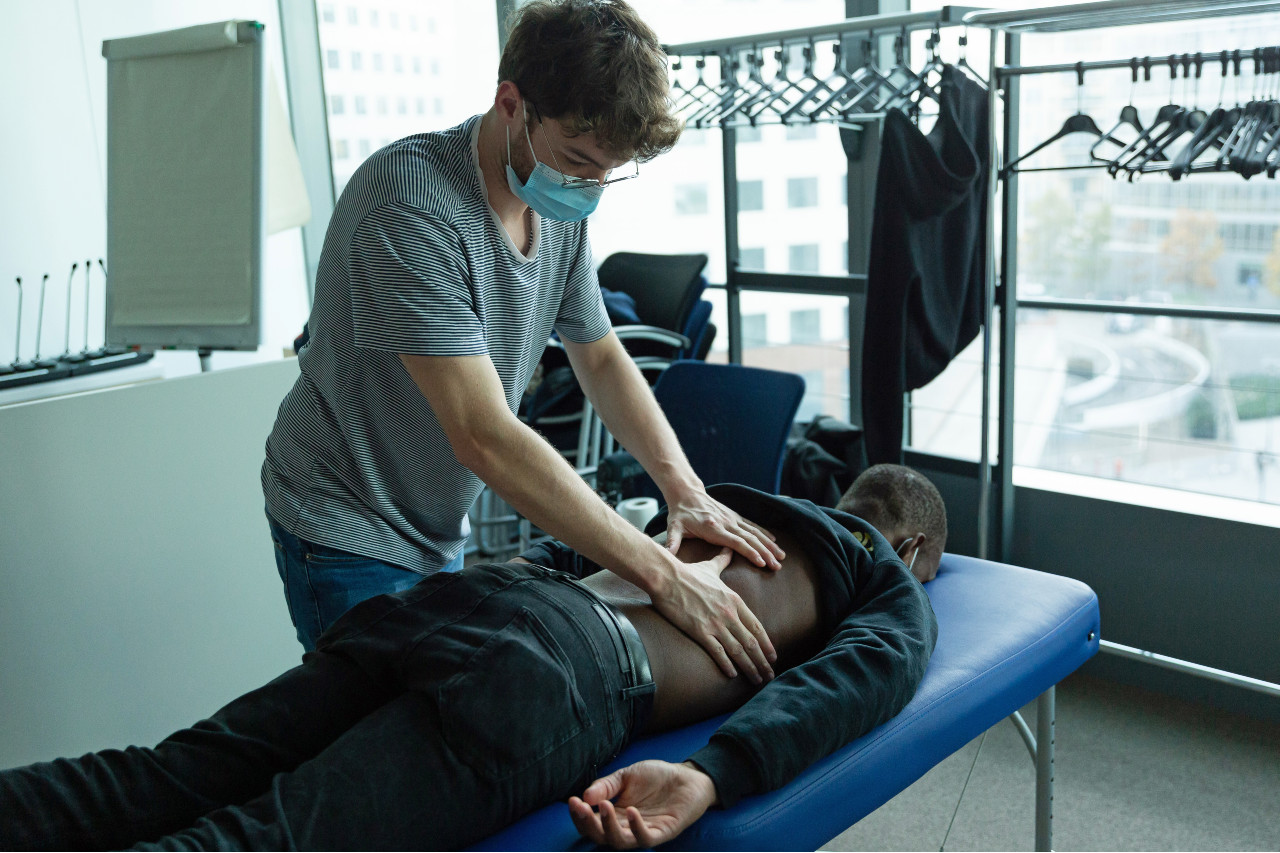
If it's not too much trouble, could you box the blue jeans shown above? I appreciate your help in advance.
[0,562,637,850]
[267,513,464,652]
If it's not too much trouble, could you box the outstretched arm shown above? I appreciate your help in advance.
[568,760,717,849]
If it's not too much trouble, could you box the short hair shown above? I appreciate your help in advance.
[837,464,948,567]
[498,0,682,162]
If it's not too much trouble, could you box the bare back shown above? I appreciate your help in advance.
[578,529,825,733]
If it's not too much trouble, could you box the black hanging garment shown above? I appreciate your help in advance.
[859,65,988,466]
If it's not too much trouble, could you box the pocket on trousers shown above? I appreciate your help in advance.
[437,607,591,781]
[305,541,378,566]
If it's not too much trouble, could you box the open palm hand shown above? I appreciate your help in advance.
[567,760,718,849]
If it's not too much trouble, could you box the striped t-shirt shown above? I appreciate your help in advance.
[262,115,611,574]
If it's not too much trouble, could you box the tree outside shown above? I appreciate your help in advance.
[1021,184,1076,292]
[1266,226,1280,298]
[1161,208,1223,293]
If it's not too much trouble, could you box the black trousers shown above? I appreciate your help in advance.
[0,563,636,850]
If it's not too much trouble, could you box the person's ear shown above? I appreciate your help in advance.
[493,81,524,125]
[897,533,930,580]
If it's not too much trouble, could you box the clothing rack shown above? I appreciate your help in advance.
[664,8,982,129]
[965,0,1280,770]
[966,0,1280,560]
[661,6,987,517]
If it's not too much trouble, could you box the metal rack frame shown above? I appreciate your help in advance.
[967,0,1280,558]
[663,5,980,441]
[967,0,1280,772]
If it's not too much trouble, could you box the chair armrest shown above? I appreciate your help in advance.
[612,325,692,351]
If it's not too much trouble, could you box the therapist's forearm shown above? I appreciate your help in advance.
[573,343,701,503]
[459,412,679,594]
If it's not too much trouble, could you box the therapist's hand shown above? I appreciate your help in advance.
[651,546,775,683]
[665,488,785,571]
[568,760,717,849]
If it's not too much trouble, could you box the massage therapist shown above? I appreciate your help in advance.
[260,0,783,683]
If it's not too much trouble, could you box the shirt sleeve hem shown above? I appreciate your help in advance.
[687,740,761,809]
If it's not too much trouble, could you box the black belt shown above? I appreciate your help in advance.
[554,574,656,739]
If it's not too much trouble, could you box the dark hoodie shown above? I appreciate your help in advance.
[521,483,938,808]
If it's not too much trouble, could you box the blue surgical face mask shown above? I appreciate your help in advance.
[504,116,603,222]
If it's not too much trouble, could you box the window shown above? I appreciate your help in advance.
[427,17,436,33]
[321,4,335,23]
[789,244,819,272]
[674,183,708,216]
[742,314,768,349]
[737,125,763,143]
[315,1,499,189]
[797,370,827,421]
[326,49,339,69]
[740,247,766,269]
[431,60,440,76]
[334,139,349,159]
[785,124,818,140]
[738,180,764,212]
[790,309,821,344]
[787,177,819,208]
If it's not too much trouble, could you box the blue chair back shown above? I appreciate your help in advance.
[654,361,806,494]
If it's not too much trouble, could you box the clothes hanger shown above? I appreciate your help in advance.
[1258,49,1280,177]
[1239,47,1280,177]
[844,30,925,118]
[1090,58,1145,164]
[1004,63,1118,176]
[685,51,742,128]
[954,29,988,88]
[1172,51,1241,178]
[779,42,856,124]
[805,39,886,121]
[871,29,939,116]
[1227,48,1272,176]
[744,45,812,124]
[1212,50,1251,170]
[1106,57,1188,178]
[717,48,787,125]
[1125,54,1207,179]
[670,57,716,116]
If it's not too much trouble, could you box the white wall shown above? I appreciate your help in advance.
[0,360,302,767]
[0,0,311,380]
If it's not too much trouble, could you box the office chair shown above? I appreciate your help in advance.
[598,361,807,502]
[468,253,713,557]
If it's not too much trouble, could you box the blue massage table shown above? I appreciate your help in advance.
[473,553,1100,851]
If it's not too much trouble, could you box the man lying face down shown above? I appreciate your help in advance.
[0,465,943,851]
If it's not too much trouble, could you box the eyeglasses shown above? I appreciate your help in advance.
[529,105,640,189]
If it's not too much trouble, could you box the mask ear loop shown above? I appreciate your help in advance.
[897,538,920,572]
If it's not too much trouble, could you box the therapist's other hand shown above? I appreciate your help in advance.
[652,546,775,683]
[568,760,717,849]
[665,489,784,571]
